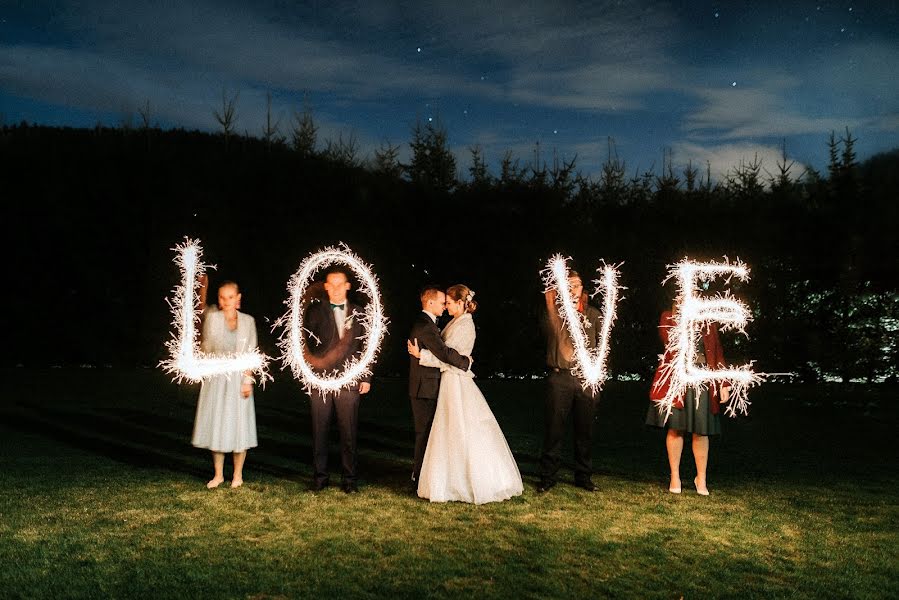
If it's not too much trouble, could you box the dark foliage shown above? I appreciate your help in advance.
[3,123,896,382]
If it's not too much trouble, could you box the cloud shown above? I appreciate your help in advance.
[684,85,862,139]
[874,114,899,132]
[671,141,812,184]
[682,40,899,141]
[421,1,680,112]
[46,0,481,101]
[7,0,680,116]
[0,43,217,126]
[3,0,897,172]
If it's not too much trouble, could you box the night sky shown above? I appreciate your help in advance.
[2,1,897,178]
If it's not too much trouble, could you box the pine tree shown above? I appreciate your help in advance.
[468,145,491,188]
[261,92,284,152]
[213,89,239,149]
[291,99,317,158]
[373,141,403,178]
[406,119,457,193]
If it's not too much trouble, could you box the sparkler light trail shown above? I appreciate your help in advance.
[278,244,387,396]
[542,255,622,394]
[161,238,269,382]
[653,257,764,420]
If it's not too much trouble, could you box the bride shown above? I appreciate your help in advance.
[407,284,523,504]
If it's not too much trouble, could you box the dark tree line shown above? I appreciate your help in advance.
[3,119,897,383]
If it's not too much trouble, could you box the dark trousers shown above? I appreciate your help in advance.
[539,370,598,482]
[309,388,361,485]
[410,395,438,481]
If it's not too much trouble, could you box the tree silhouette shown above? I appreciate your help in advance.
[407,118,457,193]
[213,89,239,149]
[322,131,360,167]
[468,144,491,188]
[373,141,403,178]
[261,92,284,152]
[291,98,317,157]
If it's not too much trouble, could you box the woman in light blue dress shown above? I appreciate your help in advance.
[192,281,259,488]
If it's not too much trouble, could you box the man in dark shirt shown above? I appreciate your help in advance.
[538,270,603,492]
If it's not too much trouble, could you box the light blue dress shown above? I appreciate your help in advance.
[191,311,259,452]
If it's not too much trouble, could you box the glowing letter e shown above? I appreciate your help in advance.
[657,258,762,420]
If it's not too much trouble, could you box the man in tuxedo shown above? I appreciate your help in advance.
[408,287,472,486]
[304,269,371,493]
[538,270,603,493]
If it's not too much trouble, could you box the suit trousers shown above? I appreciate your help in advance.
[309,387,361,484]
[539,370,598,482]
[410,394,438,482]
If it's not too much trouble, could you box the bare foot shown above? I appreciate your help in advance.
[230,478,243,489]
[694,477,709,496]
[207,476,225,489]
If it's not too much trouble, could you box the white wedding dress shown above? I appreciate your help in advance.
[417,313,523,504]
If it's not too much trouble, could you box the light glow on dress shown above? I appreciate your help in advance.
[542,255,622,394]
[654,257,764,420]
[278,244,387,395]
[161,239,269,382]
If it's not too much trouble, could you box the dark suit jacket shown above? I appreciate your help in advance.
[408,311,470,399]
[304,298,371,384]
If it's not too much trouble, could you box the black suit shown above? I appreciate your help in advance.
[408,311,471,481]
[539,301,603,485]
[304,298,369,487]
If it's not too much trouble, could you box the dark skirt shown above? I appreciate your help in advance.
[646,388,721,436]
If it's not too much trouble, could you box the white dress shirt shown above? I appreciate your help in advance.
[333,303,348,339]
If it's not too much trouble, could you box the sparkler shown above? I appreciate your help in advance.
[161,239,269,382]
[278,244,387,395]
[542,255,622,394]
[653,257,764,420]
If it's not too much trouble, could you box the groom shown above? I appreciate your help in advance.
[408,287,472,486]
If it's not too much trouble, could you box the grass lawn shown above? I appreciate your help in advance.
[1,369,896,599]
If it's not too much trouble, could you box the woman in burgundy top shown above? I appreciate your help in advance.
[646,305,730,495]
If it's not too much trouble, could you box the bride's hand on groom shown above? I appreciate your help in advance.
[359,382,371,395]
[407,338,421,359]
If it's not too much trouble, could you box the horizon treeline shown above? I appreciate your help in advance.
[3,118,897,383]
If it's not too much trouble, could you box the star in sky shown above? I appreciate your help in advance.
[0,0,896,179]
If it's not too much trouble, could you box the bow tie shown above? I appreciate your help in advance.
[330,303,345,310]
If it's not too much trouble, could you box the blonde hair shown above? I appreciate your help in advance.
[218,280,240,293]
[447,284,478,314]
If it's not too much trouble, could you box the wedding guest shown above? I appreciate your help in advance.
[192,281,258,489]
[646,302,730,495]
[537,270,604,493]
[303,269,371,493]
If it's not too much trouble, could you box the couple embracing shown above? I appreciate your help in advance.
[408,284,524,504]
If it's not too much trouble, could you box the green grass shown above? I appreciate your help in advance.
[1,369,897,599]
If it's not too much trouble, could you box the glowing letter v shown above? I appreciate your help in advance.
[543,255,622,394]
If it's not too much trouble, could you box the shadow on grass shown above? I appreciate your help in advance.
[3,369,897,492]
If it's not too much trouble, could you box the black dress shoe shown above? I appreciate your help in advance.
[342,481,359,494]
[536,479,556,493]
[574,478,596,492]
[312,480,329,491]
